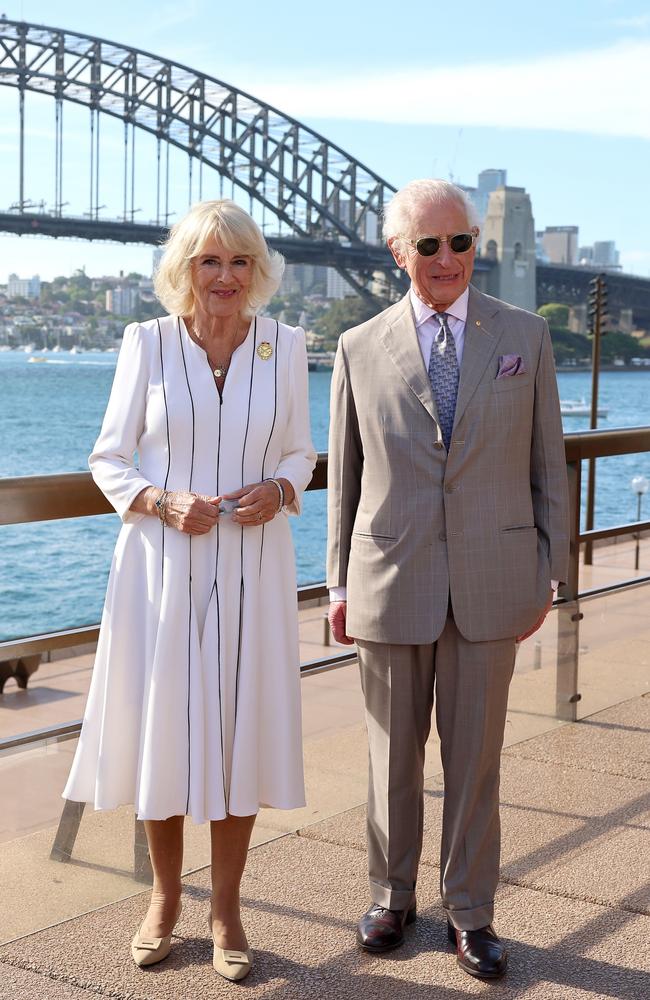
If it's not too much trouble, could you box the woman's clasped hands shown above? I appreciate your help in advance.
[163,480,284,534]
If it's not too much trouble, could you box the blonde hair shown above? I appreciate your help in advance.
[154,200,285,317]
[383,179,479,246]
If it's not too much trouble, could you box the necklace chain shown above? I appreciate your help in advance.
[191,320,247,381]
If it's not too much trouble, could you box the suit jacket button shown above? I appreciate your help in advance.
[438,530,447,541]
[445,484,456,493]
[434,441,444,450]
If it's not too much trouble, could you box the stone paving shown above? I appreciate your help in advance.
[0,542,648,998]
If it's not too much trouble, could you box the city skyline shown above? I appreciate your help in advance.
[0,0,647,279]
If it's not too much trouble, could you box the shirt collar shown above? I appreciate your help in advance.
[409,286,470,328]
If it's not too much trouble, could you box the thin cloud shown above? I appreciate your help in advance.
[608,14,650,29]
[247,40,650,141]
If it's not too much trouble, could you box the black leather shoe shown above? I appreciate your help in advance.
[356,903,417,952]
[447,921,508,979]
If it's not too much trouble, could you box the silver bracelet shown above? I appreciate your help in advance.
[264,478,284,512]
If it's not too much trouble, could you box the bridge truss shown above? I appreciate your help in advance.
[0,18,404,302]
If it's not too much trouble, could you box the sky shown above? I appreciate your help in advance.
[0,0,648,280]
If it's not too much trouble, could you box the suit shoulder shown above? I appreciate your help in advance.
[477,290,545,329]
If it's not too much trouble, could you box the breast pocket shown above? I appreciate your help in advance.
[492,374,531,394]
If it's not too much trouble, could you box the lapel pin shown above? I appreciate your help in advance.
[475,320,481,327]
[257,341,273,361]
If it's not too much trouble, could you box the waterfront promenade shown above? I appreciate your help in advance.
[0,538,648,998]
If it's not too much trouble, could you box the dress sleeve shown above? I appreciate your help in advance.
[274,326,317,516]
[89,323,155,524]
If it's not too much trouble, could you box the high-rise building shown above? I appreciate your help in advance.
[152,248,164,277]
[475,169,507,220]
[326,268,355,300]
[593,241,620,269]
[577,241,620,270]
[461,169,507,224]
[7,273,41,299]
[106,286,139,315]
[539,226,578,266]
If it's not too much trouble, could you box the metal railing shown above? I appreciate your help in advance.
[1,428,649,749]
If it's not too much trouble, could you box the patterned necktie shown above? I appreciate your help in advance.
[427,312,459,451]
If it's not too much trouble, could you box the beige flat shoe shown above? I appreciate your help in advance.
[131,902,182,968]
[207,912,253,982]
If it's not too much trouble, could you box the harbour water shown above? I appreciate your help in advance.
[1,350,649,641]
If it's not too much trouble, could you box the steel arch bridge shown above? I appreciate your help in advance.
[0,17,406,301]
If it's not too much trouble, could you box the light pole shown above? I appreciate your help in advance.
[584,274,608,565]
[631,475,649,571]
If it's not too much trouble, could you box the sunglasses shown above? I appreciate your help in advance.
[401,230,478,257]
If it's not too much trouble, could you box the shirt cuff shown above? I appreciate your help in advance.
[551,580,559,592]
[329,587,347,602]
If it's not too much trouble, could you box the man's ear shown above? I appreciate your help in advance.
[387,237,406,269]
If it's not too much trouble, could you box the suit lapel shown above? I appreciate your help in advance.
[454,286,504,427]
[378,295,440,426]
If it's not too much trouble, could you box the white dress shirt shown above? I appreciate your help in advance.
[410,286,469,368]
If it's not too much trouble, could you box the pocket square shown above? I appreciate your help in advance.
[497,354,526,378]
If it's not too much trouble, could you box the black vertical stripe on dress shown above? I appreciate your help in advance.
[232,318,257,803]
[156,319,172,581]
[213,390,227,814]
[258,320,280,576]
[178,319,196,817]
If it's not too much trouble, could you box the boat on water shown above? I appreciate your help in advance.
[69,345,84,354]
[560,398,608,418]
[27,356,47,364]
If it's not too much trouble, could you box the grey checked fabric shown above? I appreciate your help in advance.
[427,312,459,450]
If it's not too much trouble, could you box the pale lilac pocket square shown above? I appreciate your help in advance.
[496,354,526,378]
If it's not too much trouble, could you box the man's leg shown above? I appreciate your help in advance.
[357,640,435,912]
[434,617,516,931]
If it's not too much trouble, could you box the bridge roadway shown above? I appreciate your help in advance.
[2,211,650,325]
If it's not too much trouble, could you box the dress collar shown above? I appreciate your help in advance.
[409,286,470,327]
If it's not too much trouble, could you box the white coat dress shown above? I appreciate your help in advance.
[63,314,317,822]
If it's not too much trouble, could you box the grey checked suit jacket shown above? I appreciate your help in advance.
[326,285,570,645]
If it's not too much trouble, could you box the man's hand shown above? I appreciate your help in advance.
[328,600,355,645]
[516,591,554,643]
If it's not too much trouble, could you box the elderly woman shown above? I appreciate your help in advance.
[63,200,316,981]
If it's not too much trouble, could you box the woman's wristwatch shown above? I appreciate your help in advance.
[155,489,170,525]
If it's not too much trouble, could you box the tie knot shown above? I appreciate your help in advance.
[435,312,449,342]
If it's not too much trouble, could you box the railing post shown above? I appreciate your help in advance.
[556,458,582,721]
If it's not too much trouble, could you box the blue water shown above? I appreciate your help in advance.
[1,351,649,641]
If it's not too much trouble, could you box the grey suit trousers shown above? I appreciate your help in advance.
[357,616,516,931]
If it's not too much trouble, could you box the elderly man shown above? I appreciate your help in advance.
[327,179,569,979]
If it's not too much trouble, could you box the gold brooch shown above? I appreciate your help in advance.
[257,341,273,361]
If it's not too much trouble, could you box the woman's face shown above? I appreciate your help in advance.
[190,236,253,320]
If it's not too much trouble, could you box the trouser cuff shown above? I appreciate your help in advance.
[370,881,416,912]
[445,901,494,931]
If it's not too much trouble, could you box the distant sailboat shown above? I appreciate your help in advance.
[560,398,608,418]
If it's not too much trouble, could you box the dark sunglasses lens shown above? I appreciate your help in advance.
[415,237,440,257]
[449,233,473,253]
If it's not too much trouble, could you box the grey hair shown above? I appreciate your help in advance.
[154,199,284,318]
[383,179,480,245]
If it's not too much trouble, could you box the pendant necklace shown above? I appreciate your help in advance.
[192,321,246,381]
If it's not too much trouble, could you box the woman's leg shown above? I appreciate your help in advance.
[140,816,184,936]
[209,814,257,950]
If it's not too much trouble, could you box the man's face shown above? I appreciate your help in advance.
[388,198,476,311]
